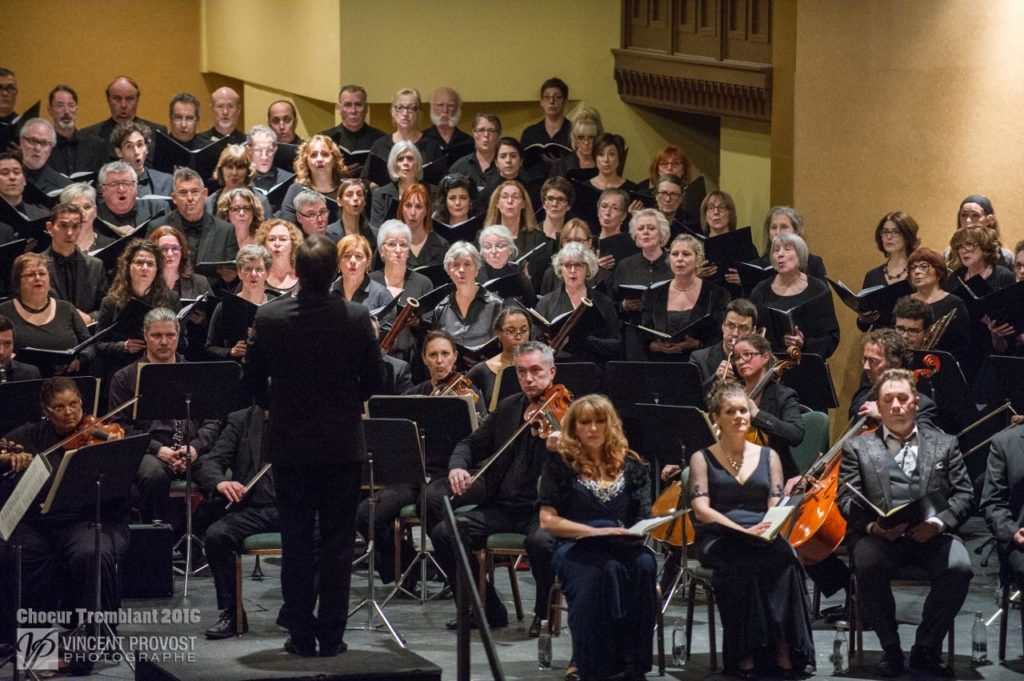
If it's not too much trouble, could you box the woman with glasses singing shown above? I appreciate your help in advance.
[369,220,434,361]
[857,211,920,331]
[216,187,265,250]
[645,146,706,234]
[990,240,1024,356]
[465,308,533,412]
[364,88,442,183]
[150,225,212,360]
[549,107,603,179]
[906,247,971,368]
[206,244,272,361]
[477,225,536,307]
[538,176,574,243]
[0,252,91,375]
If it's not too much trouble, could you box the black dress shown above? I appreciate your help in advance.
[537,454,656,680]
[692,447,815,673]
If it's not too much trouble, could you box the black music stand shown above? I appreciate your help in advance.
[135,362,241,596]
[553,362,603,398]
[346,419,422,647]
[0,377,99,435]
[366,396,478,485]
[42,434,148,673]
[776,353,838,412]
[973,355,1024,413]
[605,362,706,418]
[909,349,975,433]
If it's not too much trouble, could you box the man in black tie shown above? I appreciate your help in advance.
[247,125,293,212]
[0,313,41,381]
[838,368,973,677]
[243,235,382,656]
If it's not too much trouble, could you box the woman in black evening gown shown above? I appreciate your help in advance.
[689,381,815,678]
[538,394,656,681]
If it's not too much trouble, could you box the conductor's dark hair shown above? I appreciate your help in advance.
[295,235,338,293]
[41,377,81,409]
[540,78,569,99]
[0,313,12,334]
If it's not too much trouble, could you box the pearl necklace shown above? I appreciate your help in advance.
[671,279,697,293]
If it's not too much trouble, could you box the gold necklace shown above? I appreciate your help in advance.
[671,279,697,292]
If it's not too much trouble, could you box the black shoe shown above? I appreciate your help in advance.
[877,647,905,678]
[909,645,946,674]
[446,615,474,630]
[528,614,543,638]
[318,640,348,657]
[205,609,247,639]
[284,636,317,657]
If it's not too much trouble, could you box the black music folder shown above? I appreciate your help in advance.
[152,131,230,184]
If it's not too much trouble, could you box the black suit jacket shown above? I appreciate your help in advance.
[4,359,41,381]
[160,211,239,267]
[690,343,726,391]
[752,381,805,477]
[44,247,108,319]
[81,117,168,160]
[193,405,275,507]
[243,292,382,466]
[97,196,167,229]
[981,424,1024,555]
[838,424,973,542]
[448,393,532,497]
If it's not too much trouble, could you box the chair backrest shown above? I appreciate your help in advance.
[790,410,829,474]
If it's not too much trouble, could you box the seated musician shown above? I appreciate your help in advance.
[981,420,1024,589]
[538,394,658,681]
[429,341,558,636]
[193,404,278,640]
[837,368,973,677]
[690,298,757,391]
[1,378,128,675]
[892,295,933,352]
[108,307,219,522]
[357,330,484,586]
[850,328,938,426]
[0,313,41,382]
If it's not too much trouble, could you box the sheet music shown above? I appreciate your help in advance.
[0,456,51,541]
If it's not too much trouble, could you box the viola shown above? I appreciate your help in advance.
[64,414,125,449]
[432,372,480,403]
[524,384,572,438]
[649,480,696,547]
[743,346,801,446]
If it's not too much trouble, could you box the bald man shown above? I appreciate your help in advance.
[201,87,246,145]
[81,76,167,158]
[421,86,472,151]
[268,100,302,146]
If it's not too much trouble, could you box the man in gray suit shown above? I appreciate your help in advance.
[838,368,973,677]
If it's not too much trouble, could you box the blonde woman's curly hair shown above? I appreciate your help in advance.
[557,394,640,479]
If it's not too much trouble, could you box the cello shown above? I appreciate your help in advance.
[780,353,943,564]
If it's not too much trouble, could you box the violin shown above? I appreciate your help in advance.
[524,384,572,438]
[0,438,30,476]
[64,415,125,449]
[431,372,479,403]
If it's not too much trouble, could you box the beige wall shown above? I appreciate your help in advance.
[1,0,235,133]
[791,1,1024,423]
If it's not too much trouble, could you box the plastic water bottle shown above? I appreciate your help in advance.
[537,620,552,669]
[671,618,687,666]
[971,611,988,664]
[832,620,849,674]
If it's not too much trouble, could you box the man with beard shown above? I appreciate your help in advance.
[421,87,472,151]
[45,85,107,177]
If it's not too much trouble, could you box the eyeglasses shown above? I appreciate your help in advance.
[0,85,17,94]
[103,181,136,190]
[241,266,267,275]
[46,400,82,414]
[298,209,329,220]
[160,245,182,254]
[500,327,530,337]
[598,202,623,212]
[132,259,157,268]
[250,146,275,156]
[1015,262,1024,270]
[541,94,564,103]
[480,242,509,252]
[656,191,682,200]
[473,128,499,136]
[229,206,253,215]
[706,204,728,213]
[895,325,924,336]
[544,195,568,204]
[392,105,418,114]
[956,243,978,252]
[20,270,48,280]
[562,262,585,270]
[735,351,764,362]
[723,321,753,333]
[22,137,53,148]
[909,262,934,273]
[175,189,203,198]
[575,135,596,143]
[382,241,410,251]
[880,228,902,237]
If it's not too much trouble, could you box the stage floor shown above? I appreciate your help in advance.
[5,517,1022,680]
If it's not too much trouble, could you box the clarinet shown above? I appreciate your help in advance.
[172,419,186,460]
[0,363,7,383]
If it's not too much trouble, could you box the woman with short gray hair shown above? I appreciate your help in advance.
[477,224,536,306]
[535,242,621,365]
[206,244,273,361]
[60,182,113,252]
[430,241,503,352]
[368,220,434,362]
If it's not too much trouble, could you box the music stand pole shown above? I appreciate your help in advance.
[89,475,134,671]
[171,393,206,597]
[347,449,406,647]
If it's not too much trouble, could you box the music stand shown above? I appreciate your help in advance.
[553,362,604,398]
[776,353,838,412]
[605,362,705,418]
[973,355,1024,413]
[909,349,975,433]
[134,362,241,596]
[346,419,423,648]
[0,377,99,435]
[42,434,148,673]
